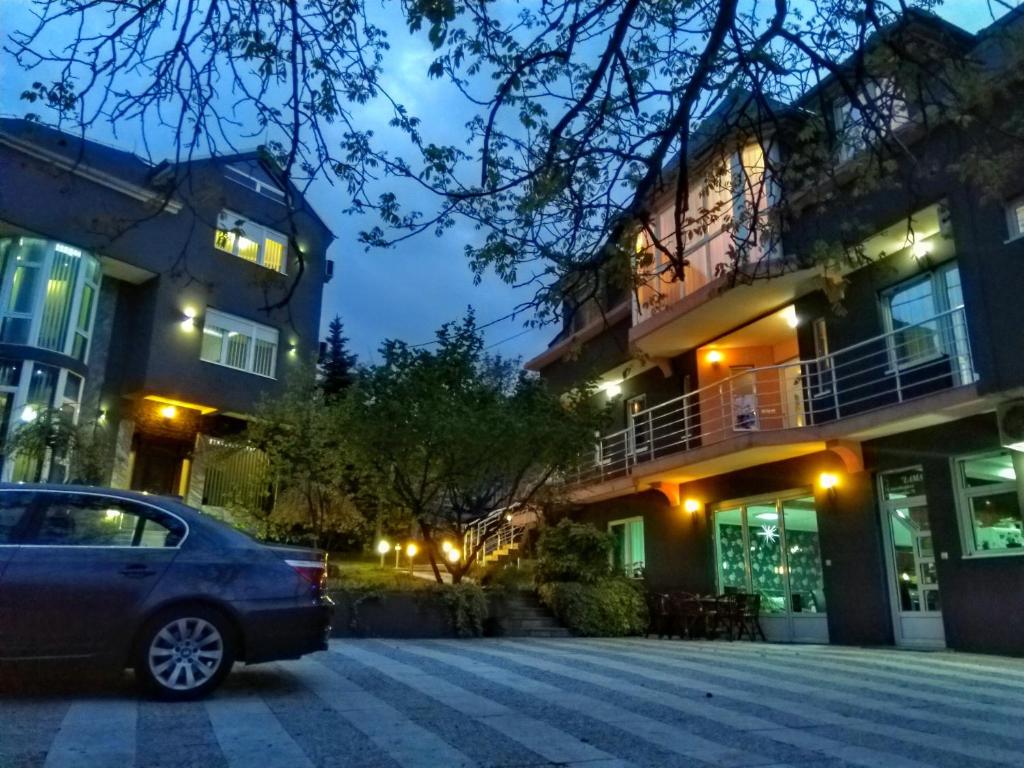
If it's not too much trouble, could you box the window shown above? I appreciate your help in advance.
[609,517,645,578]
[955,451,1024,556]
[29,495,185,547]
[881,262,962,370]
[1005,197,1024,241]
[0,491,34,543]
[214,210,288,273]
[200,308,279,378]
[833,79,909,163]
[225,162,286,205]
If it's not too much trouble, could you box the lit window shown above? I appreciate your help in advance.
[954,451,1024,556]
[214,210,288,273]
[200,308,278,378]
[1005,197,1024,241]
[609,517,645,578]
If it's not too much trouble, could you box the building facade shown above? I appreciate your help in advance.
[0,119,332,509]
[529,11,1024,655]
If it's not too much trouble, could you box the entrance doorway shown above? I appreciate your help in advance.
[131,434,191,496]
[878,467,945,648]
[713,491,828,643]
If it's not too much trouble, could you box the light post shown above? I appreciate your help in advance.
[393,543,401,569]
[376,539,390,567]
[406,542,418,575]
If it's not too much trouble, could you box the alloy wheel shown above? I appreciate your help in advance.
[147,617,225,691]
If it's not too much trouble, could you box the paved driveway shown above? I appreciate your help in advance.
[2,638,1024,768]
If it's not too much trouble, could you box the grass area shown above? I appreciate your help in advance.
[328,560,433,591]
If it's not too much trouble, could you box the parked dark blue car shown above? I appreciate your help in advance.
[0,485,332,699]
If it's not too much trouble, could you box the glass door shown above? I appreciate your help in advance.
[879,467,945,648]
[712,492,828,642]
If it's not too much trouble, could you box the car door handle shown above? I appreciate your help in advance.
[120,564,157,578]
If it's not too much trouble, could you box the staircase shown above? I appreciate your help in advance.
[494,592,571,638]
[464,506,539,565]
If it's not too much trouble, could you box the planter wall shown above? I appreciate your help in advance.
[328,590,454,638]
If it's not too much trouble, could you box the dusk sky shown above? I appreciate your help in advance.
[0,0,1000,366]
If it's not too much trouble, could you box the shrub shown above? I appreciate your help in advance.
[438,582,489,637]
[536,519,613,584]
[480,560,537,593]
[538,578,649,636]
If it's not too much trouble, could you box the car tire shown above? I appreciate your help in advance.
[134,605,236,701]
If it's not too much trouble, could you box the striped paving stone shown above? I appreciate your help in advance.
[1,639,1022,767]
[508,639,1024,767]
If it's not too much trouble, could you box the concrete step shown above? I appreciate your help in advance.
[504,617,563,631]
[502,626,572,638]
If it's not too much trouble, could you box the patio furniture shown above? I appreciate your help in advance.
[646,592,672,638]
[667,592,703,638]
[735,593,767,641]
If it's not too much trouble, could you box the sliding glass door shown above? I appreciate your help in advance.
[712,491,828,642]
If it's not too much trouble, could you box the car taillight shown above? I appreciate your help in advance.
[286,559,327,593]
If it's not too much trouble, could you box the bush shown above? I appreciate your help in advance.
[536,519,613,584]
[439,582,489,637]
[480,560,537,592]
[538,578,648,636]
[328,561,432,591]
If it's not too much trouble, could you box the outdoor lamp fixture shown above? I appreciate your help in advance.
[393,542,402,568]
[911,239,934,260]
[605,382,622,399]
[406,542,418,575]
[441,540,453,553]
[446,548,461,564]
[376,539,391,566]
[819,472,839,501]
[181,306,197,331]
[706,350,723,367]
[159,405,178,420]
[19,405,38,423]
[683,498,702,514]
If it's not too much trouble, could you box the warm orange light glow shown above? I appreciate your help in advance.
[143,395,218,415]
[406,543,418,558]
[159,405,178,419]
[683,498,702,514]
[819,472,839,490]
[706,350,723,365]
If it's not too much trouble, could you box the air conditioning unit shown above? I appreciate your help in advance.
[997,399,1024,452]
[324,259,335,283]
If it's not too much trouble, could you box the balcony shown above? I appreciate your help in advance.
[572,306,979,489]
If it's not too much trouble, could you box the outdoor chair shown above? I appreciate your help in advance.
[735,593,767,641]
[646,592,672,638]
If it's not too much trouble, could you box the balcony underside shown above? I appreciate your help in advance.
[567,383,987,503]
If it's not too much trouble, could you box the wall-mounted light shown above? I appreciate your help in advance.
[605,382,622,399]
[784,306,799,328]
[20,405,38,423]
[159,405,178,420]
[706,350,723,366]
[181,306,198,331]
[97,407,108,425]
[683,498,702,514]
[819,472,839,491]
[911,240,933,259]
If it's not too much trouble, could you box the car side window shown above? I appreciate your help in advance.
[30,495,185,548]
[0,492,36,544]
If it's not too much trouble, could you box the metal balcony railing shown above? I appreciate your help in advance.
[573,306,976,485]
[463,506,539,564]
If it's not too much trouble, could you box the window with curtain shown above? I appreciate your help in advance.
[881,262,962,370]
[214,210,288,273]
[609,517,646,578]
[200,308,279,378]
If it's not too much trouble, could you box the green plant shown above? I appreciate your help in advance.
[439,582,489,638]
[536,520,613,584]
[538,578,648,637]
[481,560,537,593]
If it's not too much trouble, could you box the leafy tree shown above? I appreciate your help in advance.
[2,408,113,484]
[320,315,358,398]
[343,312,604,584]
[8,1,1021,321]
[246,364,361,548]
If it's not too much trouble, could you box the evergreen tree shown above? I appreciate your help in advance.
[320,315,358,397]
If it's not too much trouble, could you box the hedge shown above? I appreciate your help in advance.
[538,578,648,636]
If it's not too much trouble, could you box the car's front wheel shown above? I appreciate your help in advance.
[134,606,235,700]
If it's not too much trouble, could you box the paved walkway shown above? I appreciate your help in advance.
[2,639,1024,767]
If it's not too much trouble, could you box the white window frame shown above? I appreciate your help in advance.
[200,308,279,379]
[1004,196,1024,242]
[214,210,288,274]
[608,516,645,578]
[879,262,960,372]
[225,164,286,205]
[953,450,1024,559]
[834,79,909,163]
